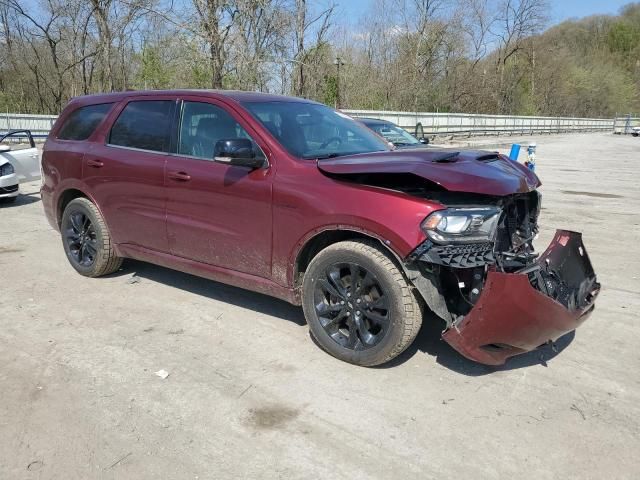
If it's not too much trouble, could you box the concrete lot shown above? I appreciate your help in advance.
[1,133,639,479]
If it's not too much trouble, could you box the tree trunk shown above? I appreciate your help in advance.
[294,0,306,96]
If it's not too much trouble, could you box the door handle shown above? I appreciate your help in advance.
[87,159,104,168]
[168,171,191,181]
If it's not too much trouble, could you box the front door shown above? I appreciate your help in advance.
[0,130,41,182]
[165,98,273,279]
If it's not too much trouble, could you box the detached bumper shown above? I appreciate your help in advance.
[442,230,600,365]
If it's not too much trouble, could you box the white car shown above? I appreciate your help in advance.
[632,126,639,137]
[0,130,41,203]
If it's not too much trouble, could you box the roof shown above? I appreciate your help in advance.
[67,89,319,107]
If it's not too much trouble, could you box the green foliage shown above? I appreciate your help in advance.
[190,63,211,89]
[1,0,639,117]
[323,75,338,107]
[136,46,173,89]
[607,20,640,54]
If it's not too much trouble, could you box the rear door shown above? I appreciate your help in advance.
[83,96,177,253]
[0,130,40,182]
[165,97,273,278]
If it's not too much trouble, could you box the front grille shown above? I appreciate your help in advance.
[0,184,18,194]
[418,242,495,268]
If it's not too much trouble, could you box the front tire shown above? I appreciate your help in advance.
[61,197,123,277]
[302,240,423,366]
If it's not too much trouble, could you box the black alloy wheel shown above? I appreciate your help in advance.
[302,240,424,366]
[64,210,98,267]
[314,262,390,350]
[60,197,122,277]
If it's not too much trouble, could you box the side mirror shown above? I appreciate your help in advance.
[419,137,429,145]
[0,145,11,153]
[213,139,264,169]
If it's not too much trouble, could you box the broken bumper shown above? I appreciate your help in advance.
[442,230,600,365]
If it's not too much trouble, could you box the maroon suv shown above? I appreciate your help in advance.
[41,90,600,366]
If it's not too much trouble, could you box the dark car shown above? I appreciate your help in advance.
[41,90,599,367]
[359,117,429,148]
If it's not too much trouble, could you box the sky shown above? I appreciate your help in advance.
[336,0,634,25]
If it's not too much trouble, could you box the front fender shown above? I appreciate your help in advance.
[287,221,404,286]
[272,166,444,288]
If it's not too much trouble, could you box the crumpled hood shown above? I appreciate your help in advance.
[317,148,541,196]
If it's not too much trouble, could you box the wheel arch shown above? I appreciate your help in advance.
[55,187,113,246]
[292,227,405,290]
[56,188,89,228]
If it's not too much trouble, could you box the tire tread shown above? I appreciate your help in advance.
[304,239,423,366]
[63,198,122,277]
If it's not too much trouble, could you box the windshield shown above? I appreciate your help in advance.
[241,101,389,159]
[366,122,420,146]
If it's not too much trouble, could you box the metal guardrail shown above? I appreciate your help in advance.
[613,115,640,134]
[0,110,635,140]
[345,109,615,138]
[0,113,57,140]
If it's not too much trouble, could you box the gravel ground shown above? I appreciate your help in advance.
[0,133,638,479]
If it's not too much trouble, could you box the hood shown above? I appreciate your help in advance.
[317,148,541,196]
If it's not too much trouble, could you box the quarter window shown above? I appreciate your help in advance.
[178,101,263,161]
[57,103,113,141]
[109,100,174,152]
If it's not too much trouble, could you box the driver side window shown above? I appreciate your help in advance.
[178,101,263,161]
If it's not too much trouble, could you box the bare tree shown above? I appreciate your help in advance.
[192,0,238,88]
[292,0,334,97]
[492,0,548,111]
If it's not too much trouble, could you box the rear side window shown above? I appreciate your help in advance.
[109,100,174,152]
[57,103,113,141]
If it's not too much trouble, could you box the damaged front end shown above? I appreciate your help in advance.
[405,191,600,365]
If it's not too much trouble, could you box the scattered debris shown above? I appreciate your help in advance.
[127,275,140,284]
[105,452,132,470]
[168,328,185,335]
[26,460,43,471]
[562,190,623,199]
[154,369,170,380]
[539,353,548,367]
[143,327,154,333]
[237,384,253,398]
[570,403,586,420]
[442,398,455,405]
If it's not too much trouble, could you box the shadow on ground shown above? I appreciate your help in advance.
[0,191,41,207]
[382,310,576,375]
[112,259,575,375]
[116,259,306,326]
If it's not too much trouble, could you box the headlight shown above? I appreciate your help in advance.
[0,162,15,176]
[422,207,501,244]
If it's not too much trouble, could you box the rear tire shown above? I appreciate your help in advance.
[302,240,423,366]
[61,197,123,277]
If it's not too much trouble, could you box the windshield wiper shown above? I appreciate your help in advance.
[310,153,343,160]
